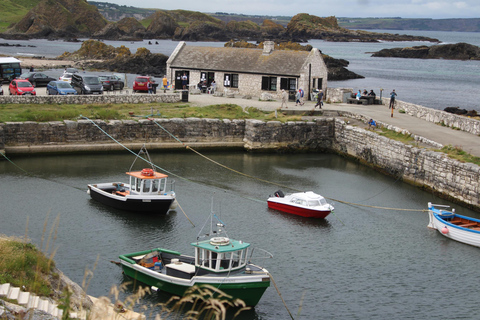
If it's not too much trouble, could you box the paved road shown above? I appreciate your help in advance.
[187,93,480,158]
[2,86,479,158]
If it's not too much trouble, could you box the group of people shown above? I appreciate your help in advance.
[356,89,377,100]
[280,88,324,109]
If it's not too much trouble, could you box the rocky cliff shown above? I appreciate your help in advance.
[4,0,107,38]
[371,42,480,60]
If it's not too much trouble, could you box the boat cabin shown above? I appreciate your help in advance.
[126,169,170,195]
[192,237,250,273]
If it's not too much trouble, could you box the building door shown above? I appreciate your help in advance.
[175,70,190,90]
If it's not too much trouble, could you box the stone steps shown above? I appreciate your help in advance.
[0,282,77,319]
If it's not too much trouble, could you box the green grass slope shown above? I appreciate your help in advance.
[0,0,40,32]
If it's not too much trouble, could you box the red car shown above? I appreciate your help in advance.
[133,76,155,93]
[9,79,36,95]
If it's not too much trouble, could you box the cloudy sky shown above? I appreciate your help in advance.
[94,0,479,19]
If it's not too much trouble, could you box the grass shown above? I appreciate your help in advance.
[0,102,302,123]
[0,236,55,297]
[438,145,480,165]
[377,127,416,144]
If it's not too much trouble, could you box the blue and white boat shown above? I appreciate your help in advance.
[427,202,480,247]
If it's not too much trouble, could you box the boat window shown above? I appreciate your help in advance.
[135,178,141,192]
[296,200,307,206]
[290,197,297,203]
[151,179,159,192]
[143,180,151,193]
[308,200,320,207]
[319,198,327,205]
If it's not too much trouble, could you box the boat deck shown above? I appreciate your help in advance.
[448,217,480,229]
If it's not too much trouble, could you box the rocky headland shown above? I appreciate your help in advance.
[0,0,440,43]
[371,42,480,60]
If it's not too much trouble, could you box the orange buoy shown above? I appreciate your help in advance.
[141,168,154,176]
[441,226,449,234]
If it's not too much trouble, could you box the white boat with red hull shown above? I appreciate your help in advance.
[267,190,334,219]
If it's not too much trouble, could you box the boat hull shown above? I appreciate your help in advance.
[88,185,174,214]
[120,262,270,307]
[267,200,331,218]
[428,205,480,247]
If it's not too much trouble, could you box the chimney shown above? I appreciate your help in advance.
[262,41,275,55]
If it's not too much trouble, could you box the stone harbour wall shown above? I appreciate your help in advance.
[0,93,181,105]
[333,119,480,208]
[1,117,479,209]
[382,98,480,136]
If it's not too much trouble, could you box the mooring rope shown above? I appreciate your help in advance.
[268,273,295,320]
[150,118,427,213]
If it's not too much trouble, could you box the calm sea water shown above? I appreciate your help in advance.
[1,30,480,110]
[1,151,480,319]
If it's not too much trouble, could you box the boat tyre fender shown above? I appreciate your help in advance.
[274,190,285,198]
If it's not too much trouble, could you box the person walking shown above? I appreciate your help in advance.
[162,75,168,89]
[389,89,397,109]
[295,90,302,106]
[315,89,324,108]
[281,89,288,109]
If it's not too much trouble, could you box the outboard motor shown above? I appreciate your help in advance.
[274,190,285,198]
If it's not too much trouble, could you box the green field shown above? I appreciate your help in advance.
[0,0,39,32]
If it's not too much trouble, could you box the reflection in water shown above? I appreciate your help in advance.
[1,151,480,319]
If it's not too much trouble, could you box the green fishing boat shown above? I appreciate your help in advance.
[119,212,272,306]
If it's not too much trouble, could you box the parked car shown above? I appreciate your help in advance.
[59,72,73,83]
[99,75,124,91]
[9,79,36,95]
[18,72,56,87]
[65,67,79,74]
[71,74,103,95]
[46,81,77,95]
[133,76,155,93]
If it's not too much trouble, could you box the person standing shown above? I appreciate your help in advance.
[281,89,288,109]
[147,80,153,94]
[389,89,397,109]
[181,73,187,90]
[162,75,168,89]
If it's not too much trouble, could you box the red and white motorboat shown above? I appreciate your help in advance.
[267,190,334,218]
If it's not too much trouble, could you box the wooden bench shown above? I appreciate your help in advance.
[458,223,478,228]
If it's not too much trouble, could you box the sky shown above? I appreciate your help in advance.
[93,0,480,19]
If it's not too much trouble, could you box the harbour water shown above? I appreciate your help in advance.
[1,151,480,319]
[1,29,480,110]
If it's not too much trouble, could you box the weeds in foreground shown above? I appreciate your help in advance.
[107,283,250,320]
[437,145,480,165]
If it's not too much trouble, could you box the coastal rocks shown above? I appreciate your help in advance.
[4,0,107,38]
[94,17,147,40]
[444,107,478,117]
[286,14,439,43]
[372,42,480,60]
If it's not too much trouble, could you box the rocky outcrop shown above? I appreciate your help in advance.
[371,42,480,60]
[145,11,179,39]
[286,14,439,42]
[4,0,107,38]
[94,17,146,40]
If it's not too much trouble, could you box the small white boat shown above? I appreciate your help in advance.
[427,202,480,247]
[267,190,334,219]
[87,146,177,214]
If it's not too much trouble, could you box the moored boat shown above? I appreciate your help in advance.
[427,202,480,247]
[119,211,272,306]
[267,190,334,218]
[87,146,177,214]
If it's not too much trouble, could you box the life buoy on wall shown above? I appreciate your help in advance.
[141,168,154,176]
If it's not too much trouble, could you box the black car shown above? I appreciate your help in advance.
[99,75,125,91]
[71,73,103,95]
[18,72,56,87]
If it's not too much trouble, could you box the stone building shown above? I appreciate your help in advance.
[166,41,328,100]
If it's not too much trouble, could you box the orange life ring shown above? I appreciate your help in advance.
[141,168,154,176]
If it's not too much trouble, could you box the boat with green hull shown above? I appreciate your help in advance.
[119,213,272,306]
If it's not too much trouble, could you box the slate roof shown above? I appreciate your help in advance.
[169,46,312,77]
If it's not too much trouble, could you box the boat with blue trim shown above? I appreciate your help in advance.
[427,202,480,247]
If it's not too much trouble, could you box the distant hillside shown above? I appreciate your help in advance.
[337,17,480,32]
[89,1,156,22]
[0,0,40,32]
[208,12,291,27]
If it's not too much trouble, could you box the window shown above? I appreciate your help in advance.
[280,78,296,91]
[224,74,238,88]
[262,76,277,91]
